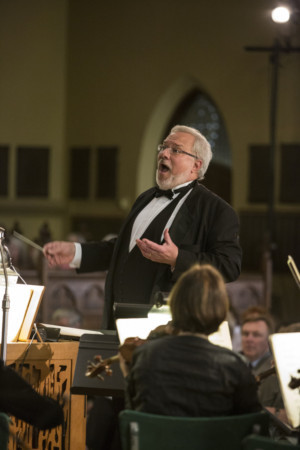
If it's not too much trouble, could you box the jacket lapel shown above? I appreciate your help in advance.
[168,184,202,245]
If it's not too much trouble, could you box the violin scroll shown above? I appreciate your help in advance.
[85,354,119,380]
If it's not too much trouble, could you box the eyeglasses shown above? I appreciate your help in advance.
[157,144,198,159]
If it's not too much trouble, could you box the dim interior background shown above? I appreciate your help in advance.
[0,0,299,332]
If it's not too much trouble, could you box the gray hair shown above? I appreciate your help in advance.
[170,125,213,180]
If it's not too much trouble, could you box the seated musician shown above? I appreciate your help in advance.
[241,306,283,411]
[119,263,261,416]
[0,358,64,430]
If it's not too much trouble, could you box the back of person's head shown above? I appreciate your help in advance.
[241,306,275,334]
[170,125,213,180]
[169,263,228,335]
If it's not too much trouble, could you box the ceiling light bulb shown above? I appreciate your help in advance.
[271,6,291,23]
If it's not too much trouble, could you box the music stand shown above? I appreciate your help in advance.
[113,302,152,320]
[71,332,125,397]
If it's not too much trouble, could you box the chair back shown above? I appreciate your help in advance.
[119,410,270,450]
[243,434,300,450]
[0,413,10,450]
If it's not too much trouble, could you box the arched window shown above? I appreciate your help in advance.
[165,89,232,203]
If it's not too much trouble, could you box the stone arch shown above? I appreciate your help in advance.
[137,77,232,202]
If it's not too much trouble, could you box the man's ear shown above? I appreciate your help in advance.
[193,159,202,173]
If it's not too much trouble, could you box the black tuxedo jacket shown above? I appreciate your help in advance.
[78,183,242,328]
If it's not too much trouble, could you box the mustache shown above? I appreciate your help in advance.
[158,158,171,169]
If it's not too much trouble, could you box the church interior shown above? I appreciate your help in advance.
[0,0,300,449]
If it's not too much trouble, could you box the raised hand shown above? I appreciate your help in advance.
[136,228,178,268]
[43,241,76,268]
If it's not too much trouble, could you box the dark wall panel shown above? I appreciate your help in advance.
[280,144,300,203]
[248,145,270,203]
[69,147,91,199]
[0,146,9,195]
[96,147,118,199]
[16,146,49,197]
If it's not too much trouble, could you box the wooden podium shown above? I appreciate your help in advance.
[3,341,86,450]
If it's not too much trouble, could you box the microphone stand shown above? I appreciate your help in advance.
[0,227,11,364]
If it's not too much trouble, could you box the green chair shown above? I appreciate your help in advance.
[0,413,10,450]
[243,434,300,450]
[119,410,270,450]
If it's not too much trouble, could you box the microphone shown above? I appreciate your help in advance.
[0,229,25,364]
[0,227,12,271]
[0,227,11,363]
[0,228,18,287]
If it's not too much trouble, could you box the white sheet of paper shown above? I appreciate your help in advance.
[209,321,232,349]
[116,317,232,350]
[0,285,33,342]
[116,317,168,344]
[269,332,300,429]
[18,285,45,341]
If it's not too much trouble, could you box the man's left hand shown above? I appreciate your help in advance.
[136,228,178,268]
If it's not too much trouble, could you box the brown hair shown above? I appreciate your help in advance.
[241,306,275,334]
[169,264,229,335]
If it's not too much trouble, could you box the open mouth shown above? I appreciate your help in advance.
[158,161,170,173]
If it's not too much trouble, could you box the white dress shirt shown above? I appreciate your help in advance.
[70,181,194,267]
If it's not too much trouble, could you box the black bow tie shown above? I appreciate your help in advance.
[154,188,174,199]
[154,181,196,200]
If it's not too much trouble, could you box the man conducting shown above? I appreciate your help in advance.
[44,125,242,329]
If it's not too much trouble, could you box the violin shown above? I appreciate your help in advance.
[85,321,176,380]
[255,366,300,390]
[85,337,146,380]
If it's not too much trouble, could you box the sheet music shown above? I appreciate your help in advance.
[270,332,300,429]
[209,321,232,349]
[0,285,33,342]
[116,317,232,349]
[116,317,167,344]
[18,285,45,341]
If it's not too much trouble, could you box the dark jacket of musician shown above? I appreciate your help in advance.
[120,264,261,417]
[124,334,261,416]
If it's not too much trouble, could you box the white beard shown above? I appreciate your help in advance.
[156,168,195,190]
